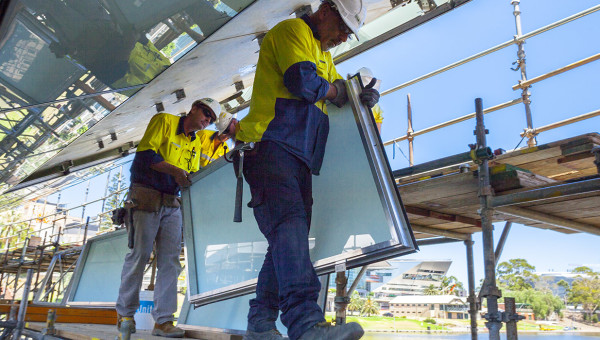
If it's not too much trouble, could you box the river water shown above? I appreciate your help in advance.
[363,333,600,339]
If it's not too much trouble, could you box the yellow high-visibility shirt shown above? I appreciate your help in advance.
[372,103,384,124]
[136,113,203,173]
[236,17,342,174]
[197,130,228,168]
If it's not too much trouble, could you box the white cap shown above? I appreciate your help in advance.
[330,0,367,40]
[215,111,234,135]
[193,98,221,121]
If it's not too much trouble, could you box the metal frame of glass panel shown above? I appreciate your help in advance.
[182,76,417,309]
[64,228,128,307]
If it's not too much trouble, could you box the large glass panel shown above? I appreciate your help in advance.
[67,228,128,304]
[183,78,415,306]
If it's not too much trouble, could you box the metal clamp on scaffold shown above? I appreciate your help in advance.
[225,142,255,222]
[468,146,494,165]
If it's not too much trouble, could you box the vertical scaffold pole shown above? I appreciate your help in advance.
[475,98,502,339]
[512,0,536,147]
[465,236,478,340]
[407,94,414,166]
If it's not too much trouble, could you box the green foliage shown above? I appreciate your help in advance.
[161,42,177,58]
[424,284,439,295]
[100,171,128,231]
[439,275,464,295]
[503,289,563,320]
[592,314,599,323]
[497,258,538,291]
[0,210,31,248]
[423,317,436,324]
[361,297,379,317]
[566,269,600,321]
[348,291,364,316]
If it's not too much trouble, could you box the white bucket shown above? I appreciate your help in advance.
[134,290,155,330]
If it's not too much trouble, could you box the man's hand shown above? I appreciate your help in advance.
[360,78,380,108]
[329,79,348,108]
[174,169,192,188]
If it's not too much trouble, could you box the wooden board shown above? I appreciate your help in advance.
[25,322,204,340]
[0,304,117,324]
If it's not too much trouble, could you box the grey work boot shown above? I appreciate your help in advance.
[243,328,283,340]
[116,314,136,334]
[299,322,364,340]
[151,321,185,338]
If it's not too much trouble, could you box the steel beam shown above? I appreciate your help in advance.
[496,206,600,236]
[465,236,478,340]
[490,178,600,208]
[475,98,502,339]
[494,222,513,264]
[412,224,470,241]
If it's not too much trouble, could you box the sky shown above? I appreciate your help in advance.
[333,0,600,285]
[45,0,600,286]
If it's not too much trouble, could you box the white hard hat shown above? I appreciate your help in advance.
[330,0,367,40]
[357,66,381,90]
[215,111,234,135]
[357,67,373,79]
[193,98,221,121]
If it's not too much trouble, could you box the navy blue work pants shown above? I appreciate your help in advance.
[242,141,325,340]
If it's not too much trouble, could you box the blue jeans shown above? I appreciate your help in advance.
[242,141,325,340]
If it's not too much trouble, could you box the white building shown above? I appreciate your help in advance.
[389,295,469,320]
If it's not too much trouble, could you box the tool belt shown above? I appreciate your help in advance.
[129,183,181,212]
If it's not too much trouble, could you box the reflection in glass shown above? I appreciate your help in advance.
[0,0,254,193]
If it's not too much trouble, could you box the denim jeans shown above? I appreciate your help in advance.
[242,141,325,340]
[116,206,182,324]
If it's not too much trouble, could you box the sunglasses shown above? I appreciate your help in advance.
[200,107,216,124]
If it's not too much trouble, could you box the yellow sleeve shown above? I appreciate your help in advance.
[272,20,315,74]
[137,114,168,156]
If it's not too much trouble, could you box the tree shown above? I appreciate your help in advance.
[504,289,564,320]
[100,171,128,231]
[361,297,379,317]
[347,291,364,316]
[439,275,464,295]
[496,258,538,291]
[0,210,31,249]
[424,284,439,296]
[566,268,600,321]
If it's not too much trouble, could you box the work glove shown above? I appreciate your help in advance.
[360,78,380,109]
[329,79,348,108]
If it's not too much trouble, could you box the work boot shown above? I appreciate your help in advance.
[151,321,185,338]
[298,322,364,340]
[242,328,283,340]
[116,314,136,334]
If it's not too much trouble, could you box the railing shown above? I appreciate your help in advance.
[381,3,600,167]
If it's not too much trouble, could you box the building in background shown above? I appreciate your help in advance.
[389,295,468,320]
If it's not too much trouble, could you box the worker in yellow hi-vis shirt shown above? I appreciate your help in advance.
[233,1,379,339]
[197,111,239,168]
[357,67,384,133]
[116,99,219,338]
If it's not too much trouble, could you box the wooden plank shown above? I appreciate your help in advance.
[26,322,201,340]
[0,304,117,324]
[179,325,244,340]
[398,172,478,204]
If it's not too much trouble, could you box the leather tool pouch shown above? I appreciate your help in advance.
[129,184,181,211]
[129,185,162,212]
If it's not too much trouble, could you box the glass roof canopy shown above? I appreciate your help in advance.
[0,0,471,203]
[0,0,254,194]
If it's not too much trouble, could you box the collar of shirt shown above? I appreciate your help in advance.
[176,115,197,141]
[301,14,320,41]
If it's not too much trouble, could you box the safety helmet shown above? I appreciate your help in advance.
[357,66,381,90]
[193,98,221,121]
[215,111,234,135]
[330,0,367,40]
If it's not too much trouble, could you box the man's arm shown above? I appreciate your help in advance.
[150,161,191,188]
